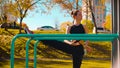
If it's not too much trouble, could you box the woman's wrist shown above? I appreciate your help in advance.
[85,40,89,45]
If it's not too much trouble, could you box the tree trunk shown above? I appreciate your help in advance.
[4,22,8,31]
[19,17,23,34]
[91,11,97,33]
[88,0,97,33]
[76,0,79,10]
[3,15,8,31]
[13,21,16,29]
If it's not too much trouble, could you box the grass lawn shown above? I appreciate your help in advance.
[0,29,112,68]
[0,58,111,68]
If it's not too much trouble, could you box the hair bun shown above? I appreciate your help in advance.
[71,11,73,15]
[71,10,79,16]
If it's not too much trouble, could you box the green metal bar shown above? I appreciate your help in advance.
[15,34,119,38]
[34,40,39,68]
[13,34,119,41]
[11,36,18,68]
[32,37,116,41]
[26,39,32,68]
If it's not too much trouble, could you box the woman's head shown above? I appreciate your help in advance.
[71,10,82,21]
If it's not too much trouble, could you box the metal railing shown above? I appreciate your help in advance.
[10,34,119,68]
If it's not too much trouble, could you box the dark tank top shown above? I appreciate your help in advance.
[70,24,85,34]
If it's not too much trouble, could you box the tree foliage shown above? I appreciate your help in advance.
[81,19,94,33]
[0,1,10,30]
[14,0,41,33]
[53,0,82,10]
[60,21,73,32]
[103,14,112,31]
[0,0,41,33]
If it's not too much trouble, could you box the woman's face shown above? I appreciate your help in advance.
[75,11,82,21]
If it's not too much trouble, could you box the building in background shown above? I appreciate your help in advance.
[82,0,106,28]
[92,0,106,28]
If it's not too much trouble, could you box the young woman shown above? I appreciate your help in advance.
[41,10,92,68]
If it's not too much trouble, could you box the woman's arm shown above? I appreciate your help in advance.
[65,25,71,34]
[64,26,72,45]
[83,25,92,52]
[64,26,80,46]
[83,25,89,44]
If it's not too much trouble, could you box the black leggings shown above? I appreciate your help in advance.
[41,40,84,68]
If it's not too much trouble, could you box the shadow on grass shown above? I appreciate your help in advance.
[82,59,111,68]
[0,59,9,68]
[0,59,111,68]
[0,59,72,68]
[36,60,72,68]
[90,42,111,57]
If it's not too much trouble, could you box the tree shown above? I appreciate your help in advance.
[3,0,42,33]
[103,14,112,31]
[0,0,9,30]
[12,0,42,33]
[60,21,72,32]
[87,0,97,33]
[52,0,82,12]
[81,19,94,33]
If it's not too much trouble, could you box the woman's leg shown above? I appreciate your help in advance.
[72,45,84,68]
[41,40,73,54]
[41,40,84,68]
[72,54,83,68]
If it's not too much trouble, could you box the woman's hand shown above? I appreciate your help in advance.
[70,41,80,46]
[84,45,93,52]
[64,40,80,46]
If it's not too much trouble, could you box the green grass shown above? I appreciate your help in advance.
[0,28,112,59]
[0,28,112,68]
[0,59,111,68]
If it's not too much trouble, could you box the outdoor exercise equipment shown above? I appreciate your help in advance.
[10,34,119,68]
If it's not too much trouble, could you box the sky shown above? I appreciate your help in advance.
[22,6,73,30]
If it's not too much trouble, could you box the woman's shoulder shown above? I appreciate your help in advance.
[66,25,72,29]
